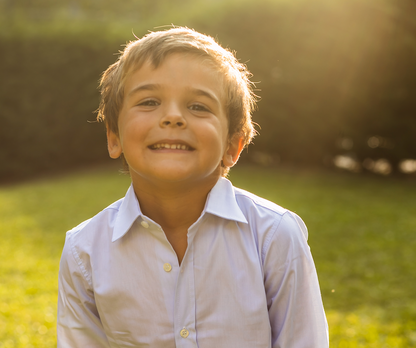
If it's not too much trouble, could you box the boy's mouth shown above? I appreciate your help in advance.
[148,143,193,151]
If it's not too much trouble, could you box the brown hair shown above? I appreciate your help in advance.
[97,27,257,176]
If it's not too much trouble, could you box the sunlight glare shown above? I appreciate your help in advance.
[399,159,416,174]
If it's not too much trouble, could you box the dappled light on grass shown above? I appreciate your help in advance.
[0,167,130,347]
[327,308,416,348]
[1,165,416,346]
[0,195,59,348]
[0,224,58,348]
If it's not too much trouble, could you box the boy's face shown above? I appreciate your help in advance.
[107,53,243,189]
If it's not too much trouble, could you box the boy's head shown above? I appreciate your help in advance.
[97,27,257,177]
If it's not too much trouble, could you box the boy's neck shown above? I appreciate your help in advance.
[131,175,220,233]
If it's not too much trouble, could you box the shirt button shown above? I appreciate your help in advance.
[140,221,149,228]
[180,328,189,338]
[163,263,172,272]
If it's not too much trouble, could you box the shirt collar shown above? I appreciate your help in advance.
[112,185,143,242]
[204,177,248,224]
[112,177,248,242]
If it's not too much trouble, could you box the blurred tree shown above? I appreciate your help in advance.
[0,0,415,180]
[193,0,416,170]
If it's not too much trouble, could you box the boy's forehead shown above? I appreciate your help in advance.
[124,53,227,94]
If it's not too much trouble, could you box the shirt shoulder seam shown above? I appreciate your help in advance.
[234,191,287,216]
[261,210,290,263]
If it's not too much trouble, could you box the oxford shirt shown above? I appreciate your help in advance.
[57,177,328,348]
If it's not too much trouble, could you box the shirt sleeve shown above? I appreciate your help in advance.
[57,232,111,348]
[263,212,329,348]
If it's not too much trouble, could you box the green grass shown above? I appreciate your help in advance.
[1,164,415,347]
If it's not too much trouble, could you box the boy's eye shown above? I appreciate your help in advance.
[189,104,210,112]
[138,99,159,107]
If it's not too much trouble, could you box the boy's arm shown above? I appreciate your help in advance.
[263,212,329,348]
[57,232,111,348]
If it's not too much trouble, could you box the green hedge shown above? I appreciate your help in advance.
[1,0,416,181]
[192,0,416,168]
[0,36,120,180]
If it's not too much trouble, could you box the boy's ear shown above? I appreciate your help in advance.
[222,134,245,168]
[107,128,123,159]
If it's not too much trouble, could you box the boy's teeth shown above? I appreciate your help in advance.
[152,143,189,150]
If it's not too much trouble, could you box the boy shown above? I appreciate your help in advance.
[57,27,328,347]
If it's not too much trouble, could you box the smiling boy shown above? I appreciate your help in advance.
[57,28,328,347]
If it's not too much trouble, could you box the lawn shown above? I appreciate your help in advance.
[0,164,415,347]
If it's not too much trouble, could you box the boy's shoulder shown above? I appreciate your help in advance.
[233,186,287,216]
[66,196,124,243]
[230,184,308,242]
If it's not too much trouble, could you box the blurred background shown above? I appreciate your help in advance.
[1,1,416,347]
[0,0,415,181]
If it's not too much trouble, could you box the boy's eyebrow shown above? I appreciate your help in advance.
[188,88,222,107]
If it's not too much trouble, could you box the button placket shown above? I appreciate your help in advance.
[173,241,197,347]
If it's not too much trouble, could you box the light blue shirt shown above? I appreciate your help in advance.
[57,177,328,347]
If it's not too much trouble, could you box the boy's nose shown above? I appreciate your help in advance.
[160,105,187,128]
[161,119,185,127]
